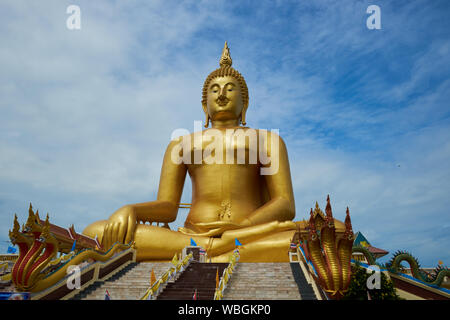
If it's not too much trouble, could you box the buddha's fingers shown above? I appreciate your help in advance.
[111,222,120,245]
[117,221,126,245]
[124,215,135,244]
[102,223,110,250]
[221,220,295,245]
[105,223,115,250]
[278,221,297,230]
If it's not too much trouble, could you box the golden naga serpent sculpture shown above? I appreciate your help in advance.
[9,205,131,292]
[299,196,354,300]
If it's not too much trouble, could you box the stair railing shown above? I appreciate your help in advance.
[140,252,193,300]
[0,262,11,282]
[213,249,240,300]
[296,243,325,300]
[0,262,8,273]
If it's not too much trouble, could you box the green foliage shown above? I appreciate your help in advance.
[342,263,402,300]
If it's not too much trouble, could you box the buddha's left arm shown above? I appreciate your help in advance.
[244,132,296,226]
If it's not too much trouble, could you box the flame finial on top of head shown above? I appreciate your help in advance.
[219,41,232,68]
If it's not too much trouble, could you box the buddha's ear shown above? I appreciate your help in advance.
[240,104,248,126]
[202,103,210,128]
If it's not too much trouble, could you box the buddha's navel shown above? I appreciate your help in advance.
[217,200,232,220]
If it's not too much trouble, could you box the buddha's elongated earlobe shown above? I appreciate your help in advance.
[204,113,210,128]
[240,106,248,126]
[202,103,210,128]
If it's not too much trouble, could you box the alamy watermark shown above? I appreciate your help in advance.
[366,265,381,290]
[66,265,81,290]
[366,5,381,30]
[170,121,280,175]
[66,5,81,30]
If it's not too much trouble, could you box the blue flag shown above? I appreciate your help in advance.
[190,238,197,246]
[235,238,242,247]
[7,246,17,254]
[70,240,77,252]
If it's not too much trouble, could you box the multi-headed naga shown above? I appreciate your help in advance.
[300,196,354,299]
[8,204,132,292]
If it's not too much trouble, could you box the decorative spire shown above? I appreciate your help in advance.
[313,201,324,218]
[308,208,317,239]
[345,207,351,224]
[325,195,335,228]
[41,214,51,239]
[35,209,40,225]
[13,214,20,233]
[344,207,353,238]
[9,214,20,241]
[325,195,333,219]
[26,203,36,228]
[219,41,232,68]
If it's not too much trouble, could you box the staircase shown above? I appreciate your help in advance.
[157,262,228,300]
[289,263,318,300]
[73,262,171,300]
[222,263,304,300]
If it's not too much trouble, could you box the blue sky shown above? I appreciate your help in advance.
[0,0,449,267]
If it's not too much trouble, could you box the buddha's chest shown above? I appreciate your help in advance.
[181,130,264,165]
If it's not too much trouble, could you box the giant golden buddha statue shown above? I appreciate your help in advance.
[83,42,345,262]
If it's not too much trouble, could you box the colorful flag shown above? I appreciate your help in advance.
[235,238,242,247]
[7,246,17,254]
[190,238,197,246]
[290,243,297,249]
[70,240,77,252]
[150,269,156,286]
[94,234,102,250]
[171,253,179,266]
[105,289,111,300]
[199,248,206,255]
[192,289,197,300]
[215,267,219,289]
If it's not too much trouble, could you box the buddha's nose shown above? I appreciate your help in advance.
[217,90,229,101]
[219,86,229,97]
[218,93,227,101]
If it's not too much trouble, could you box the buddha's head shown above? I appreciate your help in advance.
[202,42,249,127]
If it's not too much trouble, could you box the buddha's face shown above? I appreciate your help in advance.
[206,76,244,123]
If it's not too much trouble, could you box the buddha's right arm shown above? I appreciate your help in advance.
[131,139,188,223]
[130,200,179,223]
[102,140,187,248]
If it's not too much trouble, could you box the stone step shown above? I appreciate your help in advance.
[73,261,314,300]
[77,262,172,300]
[157,262,228,300]
[222,263,302,300]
